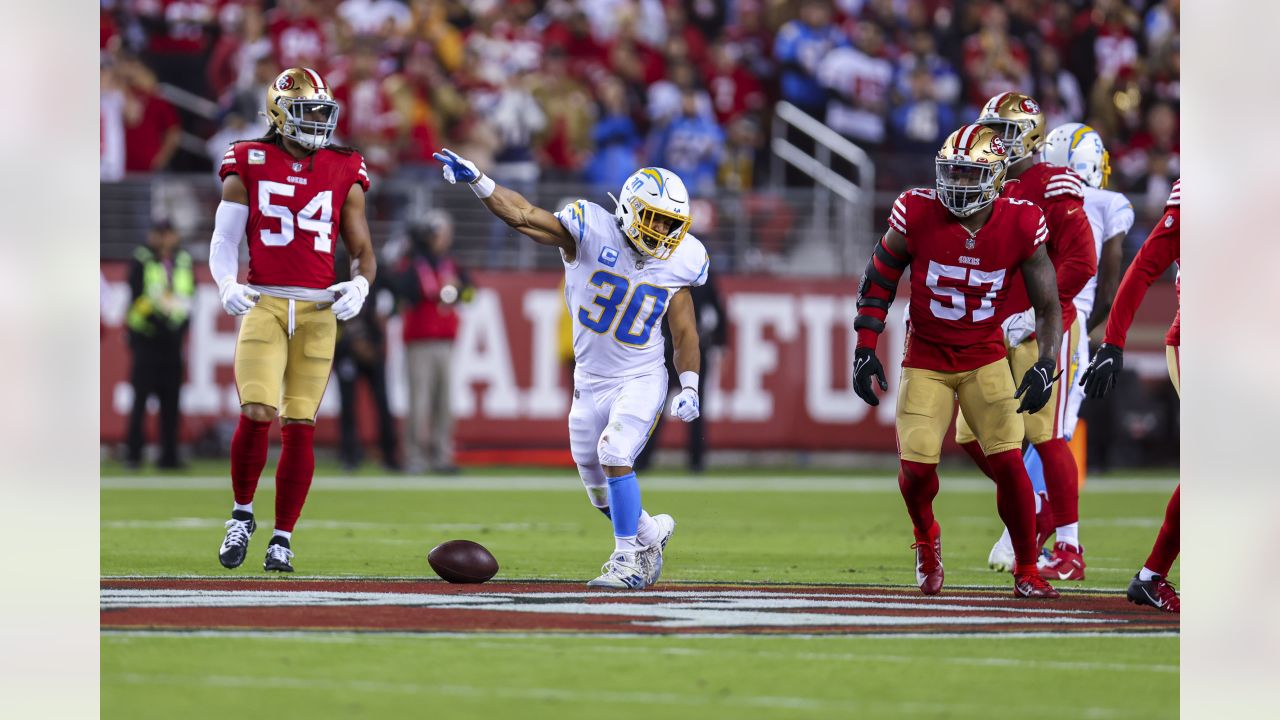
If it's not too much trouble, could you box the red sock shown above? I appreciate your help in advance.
[230,415,272,506]
[1144,485,1180,576]
[959,440,995,480]
[1036,438,1079,531]
[985,449,1039,574]
[1035,492,1054,549]
[898,460,941,543]
[274,423,316,533]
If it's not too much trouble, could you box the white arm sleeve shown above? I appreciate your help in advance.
[209,200,250,289]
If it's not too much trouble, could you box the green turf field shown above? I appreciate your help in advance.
[101,465,1178,719]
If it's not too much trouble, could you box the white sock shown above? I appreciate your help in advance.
[614,535,643,553]
[636,511,659,546]
[1138,566,1158,582]
[1055,522,1079,549]
[234,502,253,514]
[272,529,292,541]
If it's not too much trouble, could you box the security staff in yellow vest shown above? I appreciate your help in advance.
[125,219,194,469]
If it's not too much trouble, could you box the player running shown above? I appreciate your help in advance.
[987,123,1134,573]
[433,150,707,589]
[211,68,377,572]
[954,93,1097,581]
[852,124,1063,599]
[1080,179,1181,613]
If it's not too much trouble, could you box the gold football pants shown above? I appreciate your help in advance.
[234,295,336,421]
[897,359,1025,464]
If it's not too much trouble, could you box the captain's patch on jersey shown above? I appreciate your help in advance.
[248,149,266,164]
[598,246,619,267]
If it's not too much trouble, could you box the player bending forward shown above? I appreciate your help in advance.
[434,150,707,589]
[852,125,1063,599]
[1080,179,1181,613]
[212,68,377,572]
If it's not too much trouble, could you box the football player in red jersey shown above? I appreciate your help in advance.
[952,92,1098,581]
[853,125,1063,599]
[209,67,378,572]
[1080,179,1181,613]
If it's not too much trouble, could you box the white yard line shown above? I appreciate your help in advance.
[102,628,1179,642]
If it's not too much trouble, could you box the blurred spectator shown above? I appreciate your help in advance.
[720,115,764,192]
[384,46,445,174]
[101,62,128,182]
[120,55,180,173]
[134,0,218,98]
[703,41,766,126]
[1115,102,1179,208]
[890,64,957,152]
[893,30,960,107]
[125,219,193,469]
[267,0,327,69]
[393,212,475,475]
[819,23,893,147]
[649,88,724,196]
[962,4,1032,107]
[1032,43,1085,131]
[334,252,401,472]
[774,0,848,117]
[531,47,595,179]
[222,55,278,133]
[339,0,413,38]
[206,2,272,101]
[584,78,640,193]
[407,0,465,73]
[333,44,400,173]
[484,73,547,186]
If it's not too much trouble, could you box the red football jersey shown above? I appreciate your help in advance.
[1104,179,1180,348]
[219,140,370,290]
[998,162,1096,328]
[891,188,1047,372]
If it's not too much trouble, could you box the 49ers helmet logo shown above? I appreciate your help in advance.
[1019,98,1040,114]
[990,136,1007,155]
[276,74,295,91]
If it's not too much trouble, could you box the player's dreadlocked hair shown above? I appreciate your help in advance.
[233,124,358,155]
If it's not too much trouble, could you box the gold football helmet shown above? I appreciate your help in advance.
[976,92,1045,163]
[935,124,1009,218]
[266,68,340,151]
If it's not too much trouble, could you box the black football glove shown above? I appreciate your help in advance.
[1079,343,1124,399]
[853,347,888,407]
[1015,358,1058,414]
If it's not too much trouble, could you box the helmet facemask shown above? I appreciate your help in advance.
[279,97,340,150]
[626,197,690,260]
[979,117,1036,162]
[935,158,1004,218]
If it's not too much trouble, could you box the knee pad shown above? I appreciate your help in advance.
[597,419,644,468]
[578,463,609,509]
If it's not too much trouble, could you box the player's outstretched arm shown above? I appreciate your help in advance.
[433,148,576,260]
[851,228,910,407]
[1014,245,1063,413]
[1087,230,1126,333]
[329,183,377,322]
[208,175,259,316]
[667,288,702,423]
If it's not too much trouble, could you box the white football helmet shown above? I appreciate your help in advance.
[610,167,692,261]
[1042,123,1110,189]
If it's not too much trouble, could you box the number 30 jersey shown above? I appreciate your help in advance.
[219,140,371,290]
[890,188,1046,372]
[555,199,709,378]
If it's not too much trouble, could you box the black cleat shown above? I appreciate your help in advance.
[1127,573,1179,613]
[218,511,256,569]
[264,536,295,572]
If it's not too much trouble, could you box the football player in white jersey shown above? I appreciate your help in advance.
[987,123,1134,572]
[433,148,709,589]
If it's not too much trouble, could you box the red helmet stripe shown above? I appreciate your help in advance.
[956,124,979,154]
[302,67,326,90]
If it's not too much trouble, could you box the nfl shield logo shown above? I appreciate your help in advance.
[292,162,303,171]
[965,237,976,249]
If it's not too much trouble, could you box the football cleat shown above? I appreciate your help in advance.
[988,530,1015,573]
[1038,542,1086,580]
[586,551,646,590]
[218,511,256,569]
[1127,574,1179,613]
[264,537,295,573]
[1014,572,1060,599]
[637,514,676,586]
[911,534,944,595]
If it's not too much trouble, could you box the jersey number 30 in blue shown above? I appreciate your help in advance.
[578,270,670,345]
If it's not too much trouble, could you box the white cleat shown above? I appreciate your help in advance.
[988,534,1015,573]
[586,551,647,590]
[638,514,676,586]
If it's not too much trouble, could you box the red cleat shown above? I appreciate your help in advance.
[911,535,943,595]
[1038,542,1086,580]
[1127,574,1179,613]
[1014,572,1060,599]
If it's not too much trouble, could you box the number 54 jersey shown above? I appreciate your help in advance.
[890,188,1047,373]
[555,199,709,378]
[219,140,371,290]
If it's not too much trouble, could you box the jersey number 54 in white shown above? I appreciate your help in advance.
[926,261,1005,322]
[258,181,334,253]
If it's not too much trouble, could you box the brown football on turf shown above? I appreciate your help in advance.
[427,539,499,584]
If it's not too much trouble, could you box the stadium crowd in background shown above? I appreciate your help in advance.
[100,0,1179,208]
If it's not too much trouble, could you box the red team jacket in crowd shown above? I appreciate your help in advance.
[219,140,371,289]
[890,188,1048,372]
[400,255,464,343]
[1104,179,1181,348]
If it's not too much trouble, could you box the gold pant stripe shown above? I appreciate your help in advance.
[1166,345,1180,397]
[234,294,336,421]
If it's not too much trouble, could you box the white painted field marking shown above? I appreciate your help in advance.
[101,475,1178,494]
[102,628,1180,641]
[101,518,575,532]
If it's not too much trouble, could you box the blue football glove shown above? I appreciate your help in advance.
[432,148,480,185]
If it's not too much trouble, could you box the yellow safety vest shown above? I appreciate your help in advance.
[127,246,194,334]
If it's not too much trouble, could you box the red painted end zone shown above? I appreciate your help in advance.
[101,579,1179,636]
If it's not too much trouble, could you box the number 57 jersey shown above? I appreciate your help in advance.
[555,199,710,378]
[891,188,1047,373]
[219,140,370,289]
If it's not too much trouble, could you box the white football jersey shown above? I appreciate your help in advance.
[555,199,709,378]
[1074,186,1135,320]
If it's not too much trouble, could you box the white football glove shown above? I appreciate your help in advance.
[327,276,370,321]
[432,148,481,185]
[216,276,259,316]
[670,387,700,423]
[1001,308,1036,348]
